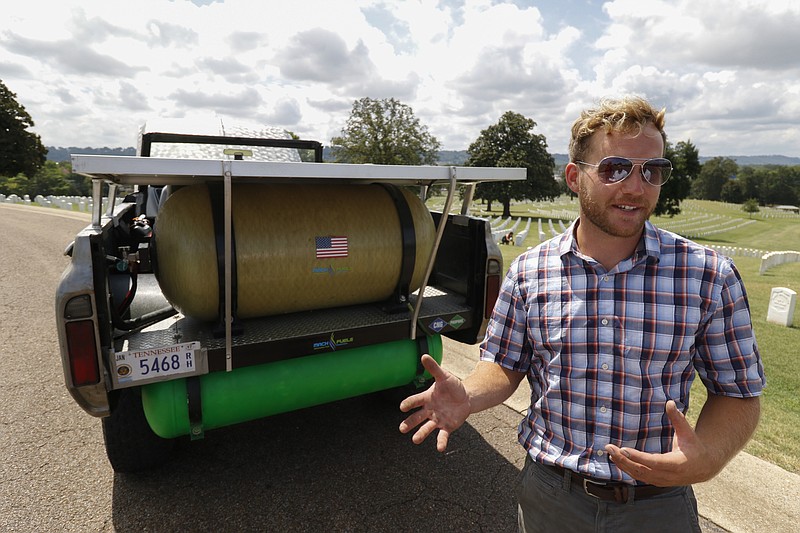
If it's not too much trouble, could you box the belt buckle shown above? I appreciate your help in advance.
[582,477,607,499]
[583,478,629,503]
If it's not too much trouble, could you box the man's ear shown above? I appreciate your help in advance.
[564,162,581,194]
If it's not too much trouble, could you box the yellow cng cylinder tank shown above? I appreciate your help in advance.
[152,183,435,321]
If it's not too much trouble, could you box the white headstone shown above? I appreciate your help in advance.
[767,287,796,327]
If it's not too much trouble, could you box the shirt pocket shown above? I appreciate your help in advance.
[531,298,571,363]
[621,301,701,370]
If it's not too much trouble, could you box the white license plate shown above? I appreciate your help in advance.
[113,341,203,386]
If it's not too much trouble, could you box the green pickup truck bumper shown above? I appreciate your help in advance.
[141,335,442,439]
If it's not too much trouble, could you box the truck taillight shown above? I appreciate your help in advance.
[484,259,502,319]
[65,320,101,386]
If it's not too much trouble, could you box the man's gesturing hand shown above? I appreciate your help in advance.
[605,394,760,487]
[398,354,471,452]
[604,400,713,486]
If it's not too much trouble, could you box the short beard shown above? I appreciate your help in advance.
[578,178,654,238]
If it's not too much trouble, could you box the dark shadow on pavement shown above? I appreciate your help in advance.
[112,393,525,532]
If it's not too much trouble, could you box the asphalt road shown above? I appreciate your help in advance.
[0,204,526,532]
[0,203,727,532]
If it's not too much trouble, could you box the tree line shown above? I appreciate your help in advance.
[690,157,800,207]
[2,78,797,212]
[0,160,92,198]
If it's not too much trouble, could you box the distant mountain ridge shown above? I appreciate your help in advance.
[46,146,800,167]
[706,154,800,166]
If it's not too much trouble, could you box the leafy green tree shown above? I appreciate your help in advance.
[466,111,559,218]
[742,198,760,218]
[658,140,698,216]
[0,160,88,197]
[28,161,72,196]
[720,180,744,204]
[779,166,800,205]
[0,173,30,196]
[736,166,764,202]
[330,97,440,165]
[761,171,799,206]
[0,79,47,178]
[60,161,92,196]
[692,157,738,201]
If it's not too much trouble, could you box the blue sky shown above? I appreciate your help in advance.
[3,0,800,157]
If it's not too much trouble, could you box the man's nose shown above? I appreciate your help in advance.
[621,164,647,192]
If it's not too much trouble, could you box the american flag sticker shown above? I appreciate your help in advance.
[315,236,348,259]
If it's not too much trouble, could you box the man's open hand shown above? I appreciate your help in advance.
[604,400,715,486]
[398,354,471,452]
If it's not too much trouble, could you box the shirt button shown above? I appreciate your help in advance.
[601,363,609,370]
[600,406,607,413]
[596,450,604,457]
[601,318,609,326]
[603,275,610,282]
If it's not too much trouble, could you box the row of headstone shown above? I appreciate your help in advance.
[658,213,719,232]
[708,245,766,258]
[1,193,25,204]
[514,219,532,246]
[761,206,800,219]
[759,250,800,275]
[491,216,512,232]
[548,219,558,237]
[491,217,525,243]
[528,208,577,221]
[681,219,757,239]
[491,227,508,242]
[37,194,94,212]
[1,193,122,214]
[489,217,578,246]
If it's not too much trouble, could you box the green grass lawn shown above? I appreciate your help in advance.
[455,196,800,474]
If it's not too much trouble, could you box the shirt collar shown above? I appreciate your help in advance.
[558,219,578,256]
[558,218,661,262]
[641,221,661,261]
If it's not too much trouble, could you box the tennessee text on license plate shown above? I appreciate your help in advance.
[112,341,206,388]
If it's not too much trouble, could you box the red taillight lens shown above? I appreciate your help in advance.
[484,274,501,319]
[484,259,502,319]
[65,320,100,386]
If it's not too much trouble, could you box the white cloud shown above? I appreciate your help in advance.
[0,0,799,156]
[119,81,150,112]
[275,29,376,84]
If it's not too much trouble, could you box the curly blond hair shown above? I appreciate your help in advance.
[569,96,666,163]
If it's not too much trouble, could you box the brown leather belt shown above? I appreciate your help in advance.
[544,463,676,504]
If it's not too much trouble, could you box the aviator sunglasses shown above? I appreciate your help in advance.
[576,156,673,186]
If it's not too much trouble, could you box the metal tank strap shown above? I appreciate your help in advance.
[208,183,242,339]
[186,376,204,440]
[415,335,430,378]
[378,184,417,313]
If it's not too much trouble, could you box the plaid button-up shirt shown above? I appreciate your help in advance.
[480,220,766,483]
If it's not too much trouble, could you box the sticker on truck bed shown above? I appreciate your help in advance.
[112,341,207,389]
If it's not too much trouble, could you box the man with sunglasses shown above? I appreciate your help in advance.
[400,96,765,532]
